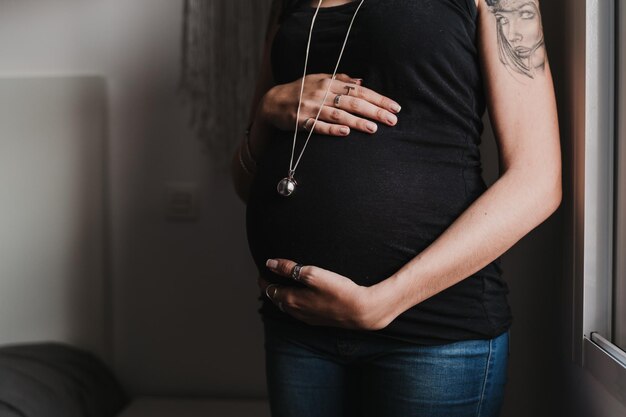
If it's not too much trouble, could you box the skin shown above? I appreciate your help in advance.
[488,0,546,79]
[495,1,543,53]
[230,0,401,202]
[239,0,562,330]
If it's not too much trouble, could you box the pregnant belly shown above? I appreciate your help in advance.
[245,128,484,287]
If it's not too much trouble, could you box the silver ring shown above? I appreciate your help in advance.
[265,283,279,300]
[303,117,314,131]
[290,263,304,282]
[334,94,342,107]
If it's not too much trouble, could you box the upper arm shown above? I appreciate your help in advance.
[476,0,561,189]
[248,0,283,125]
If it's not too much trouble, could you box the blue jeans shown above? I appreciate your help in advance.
[262,316,509,417]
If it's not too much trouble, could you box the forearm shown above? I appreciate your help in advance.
[232,0,281,203]
[372,166,562,326]
[231,98,274,203]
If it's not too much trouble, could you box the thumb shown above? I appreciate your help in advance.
[266,258,313,286]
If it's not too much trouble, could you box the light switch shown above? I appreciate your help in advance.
[164,182,199,221]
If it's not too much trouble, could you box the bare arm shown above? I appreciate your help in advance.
[367,0,562,327]
[230,0,282,203]
[255,0,561,331]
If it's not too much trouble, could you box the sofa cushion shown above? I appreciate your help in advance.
[0,342,129,417]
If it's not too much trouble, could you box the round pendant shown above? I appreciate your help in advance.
[277,177,297,196]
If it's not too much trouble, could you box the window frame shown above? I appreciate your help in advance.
[574,0,626,406]
[614,0,626,354]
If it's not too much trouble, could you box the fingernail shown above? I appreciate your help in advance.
[353,78,363,84]
[391,103,401,113]
[266,259,278,269]
[386,114,397,125]
[367,122,377,132]
[340,126,350,135]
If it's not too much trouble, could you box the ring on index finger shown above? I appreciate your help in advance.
[265,283,279,300]
[290,263,304,282]
[302,117,314,131]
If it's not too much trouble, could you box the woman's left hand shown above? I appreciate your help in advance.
[258,258,394,331]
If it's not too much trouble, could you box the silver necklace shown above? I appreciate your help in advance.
[277,0,365,197]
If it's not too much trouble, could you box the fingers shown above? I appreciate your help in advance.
[323,91,399,129]
[301,116,351,137]
[259,278,288,313]
[318,77,401,116]
[257,258,316,316]
[300,73,402,136]
[266,258,315,286]
[332,73,363,85]
[351,83,402,114]
[301,102,395,137]
[257,270,297,316]
[318,105,381,134]
[257,259,315,314]
[288,73,400,136]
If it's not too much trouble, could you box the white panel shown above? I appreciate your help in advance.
[0,77,109,361]
[117,398,270,417]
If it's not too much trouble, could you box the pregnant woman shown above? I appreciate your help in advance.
[231,0,561,416]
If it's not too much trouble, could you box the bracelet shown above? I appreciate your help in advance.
[238,122,257,176]
[238,144,255,176]
[244,123,258,168]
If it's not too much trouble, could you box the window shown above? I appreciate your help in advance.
[577,0,626,405]
[615,0,626,353]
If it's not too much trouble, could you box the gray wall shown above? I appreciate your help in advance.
[0,0,268,397]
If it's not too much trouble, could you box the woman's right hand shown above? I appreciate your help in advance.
[259,73,402,137]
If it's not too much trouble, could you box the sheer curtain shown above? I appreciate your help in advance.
[179,0,273,169]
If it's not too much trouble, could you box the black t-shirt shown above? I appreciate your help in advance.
[246,0,513,345]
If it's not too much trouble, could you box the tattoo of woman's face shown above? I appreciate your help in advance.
[486,0,546,79]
